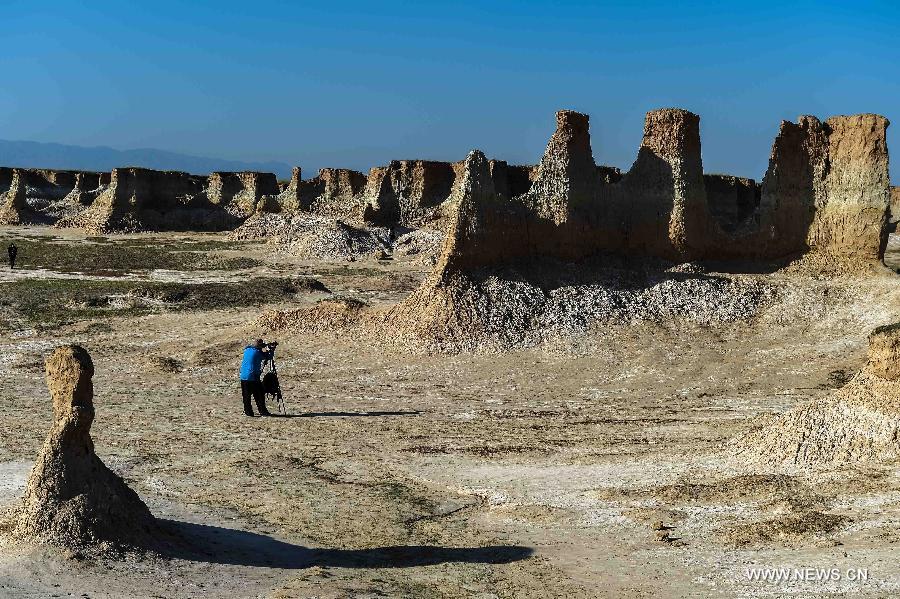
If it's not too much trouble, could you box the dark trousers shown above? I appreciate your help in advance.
[241,379,269,415]
[7,254,15,268]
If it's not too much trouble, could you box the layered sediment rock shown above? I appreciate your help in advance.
[3,108,891,256]
[407,108,891,276]
[527,110,597,224]
[60,171,107,207]
[868,324,900,381]
[381,108,892,352]
[607,108,710,259]
[383,150,774,353]
[811,115,891,259]
[12,345,158,552]
[0,167,105,223]
[0,169,27,224]
[754,114,891,260]
[363,160,461,227]
[415,108,716,270]
[207,171,279,217]
[300,168,367,218]
[275,167,303,212]
[59,167,217,232]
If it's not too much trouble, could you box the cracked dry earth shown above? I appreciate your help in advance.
[1,227,900,598]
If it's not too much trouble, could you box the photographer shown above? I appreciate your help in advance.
[239,338,276,417]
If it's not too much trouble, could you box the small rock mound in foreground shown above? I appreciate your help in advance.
[260,296,368,334]
[732,324,900,468]
[11,345,158,554]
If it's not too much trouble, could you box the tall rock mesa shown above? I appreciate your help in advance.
[760,114,890,260]
[434,150,509,274]
[814,114,891,259]
[527,110,596,224]
[619,108,709,259]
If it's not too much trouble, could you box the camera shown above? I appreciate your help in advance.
[266,341,279,349]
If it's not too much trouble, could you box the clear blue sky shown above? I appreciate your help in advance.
[1,0,897,182]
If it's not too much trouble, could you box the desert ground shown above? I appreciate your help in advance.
[1,226,899,598]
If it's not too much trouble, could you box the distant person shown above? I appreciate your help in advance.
[239,339,274,417]
[7,243,17,269]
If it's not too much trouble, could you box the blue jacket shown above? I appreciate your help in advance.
[240,346,270,381]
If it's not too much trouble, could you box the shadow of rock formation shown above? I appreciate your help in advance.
[150,519,532,570]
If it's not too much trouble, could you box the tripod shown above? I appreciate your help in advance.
[262,353,286,415]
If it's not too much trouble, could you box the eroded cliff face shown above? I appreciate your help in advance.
[363,160,462,227]
[299,168,368,218]
[434,151,510,273]
[611,108,709,259]
[420,108,891,277]
[746,114,892,260]
[207,171,279,217]
[59,167,213,232]
[812,114,891,260]
[0,169,27,224]
[421,108,716,269]
[276,167,303,212]
[61,171,107,208]
[526,110,596,224]
[0,168,108,223]
[2,108,891,255]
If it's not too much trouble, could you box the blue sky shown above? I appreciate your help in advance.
[1,0,897,182]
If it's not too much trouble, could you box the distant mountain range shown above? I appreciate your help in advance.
[0,139,294,180]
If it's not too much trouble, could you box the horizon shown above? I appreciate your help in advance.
[2,0,898,183]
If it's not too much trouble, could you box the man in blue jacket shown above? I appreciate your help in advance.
[240,339,273,417]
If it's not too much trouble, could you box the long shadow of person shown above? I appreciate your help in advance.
[151,520,532,570]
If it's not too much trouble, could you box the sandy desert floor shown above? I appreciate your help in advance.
[1,226,899,598]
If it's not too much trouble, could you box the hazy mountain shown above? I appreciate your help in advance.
[0,139,294,180]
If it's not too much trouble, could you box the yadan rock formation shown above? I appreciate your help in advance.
[58,167,215,232]
[59,171,107,210]
[207,171,279,217]
[725,114,892,260]
[362,160,463,227]
[410,109,891,274]
[0,169,28,224]
[732,324,900,468]
[376,108,893,351]
[2,108,893,252]
[0,168,107,215]
[299,168,368,217]
[274,166,303,212]
[12,345,158,552]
